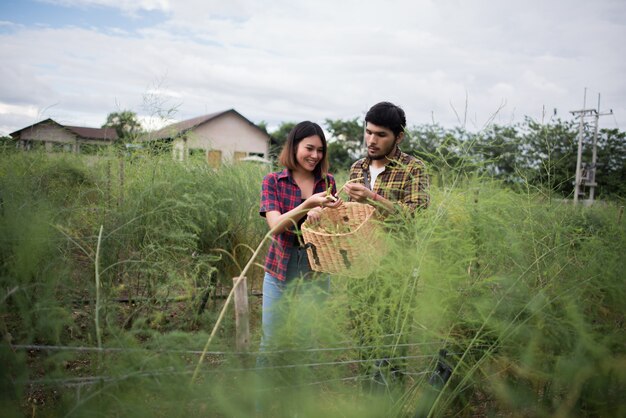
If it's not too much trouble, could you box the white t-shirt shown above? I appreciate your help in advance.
[369,165,385,190]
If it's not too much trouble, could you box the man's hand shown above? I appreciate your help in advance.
[344,183,375,203]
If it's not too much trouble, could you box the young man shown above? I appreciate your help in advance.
[343,101,430,393]
[344,101,429,213]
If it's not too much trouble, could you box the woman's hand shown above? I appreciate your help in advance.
[306,193,343,224]
[306,191,343,209]
[306,207,323,224]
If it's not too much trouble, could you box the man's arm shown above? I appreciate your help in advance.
[401,160,430,213]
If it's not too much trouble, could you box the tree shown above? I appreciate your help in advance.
[324,117,364,172]
[327,141,353,172]
[516,117,578,197]
[595,128,626,198]
[473,124,520,184]
[404,124,478,186]
[403,124,446,162]
[269,122,297,160]
[103,110,143,143]
[324,117,363,157]
[0,136,16,154]
[256,121,269,135]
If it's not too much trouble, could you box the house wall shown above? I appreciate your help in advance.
[185,112,269,162]
[15,121,112,153]
[17,122,79,152]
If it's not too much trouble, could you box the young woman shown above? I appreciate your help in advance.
[258,120,341,355]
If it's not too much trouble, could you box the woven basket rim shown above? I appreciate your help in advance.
[301,202,376,237]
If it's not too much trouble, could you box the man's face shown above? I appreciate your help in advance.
[365,122,402,160]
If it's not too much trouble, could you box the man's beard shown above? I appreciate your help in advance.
[368,141,397,160]
[369,154,387,160]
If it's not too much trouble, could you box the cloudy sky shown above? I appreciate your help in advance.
[1,0,624,136]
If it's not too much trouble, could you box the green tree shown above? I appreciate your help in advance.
[595,128,626,198]
[327,141,352,172]
[102,110,143,143]
[256,121,269,135]
[517,117,578,197]
[324,117,364,172]
[473,124,520,184]
[324,117,363,157]
[404,124,477,186]
[269,122,297,160]
[0,136,16,154]
[403,124,446,161]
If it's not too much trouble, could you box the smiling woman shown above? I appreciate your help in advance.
[255,121,342,389]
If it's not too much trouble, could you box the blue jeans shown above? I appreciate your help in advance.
[255,247,329,414]
[257,246,330,361]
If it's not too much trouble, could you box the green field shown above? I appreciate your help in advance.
[1,151,624,417]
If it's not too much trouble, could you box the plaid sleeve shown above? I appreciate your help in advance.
[349,160,365,183]
[402,160,430,212]
[260,173,280,217]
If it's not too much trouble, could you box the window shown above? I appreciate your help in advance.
[189,148,205,159]
[29,140,45,151]
[207,150,222,168]
[52,142,72,152]
[80,144,104,155]
[234,151,247,162]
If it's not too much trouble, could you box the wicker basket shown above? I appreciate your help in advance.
[301,202,380,276]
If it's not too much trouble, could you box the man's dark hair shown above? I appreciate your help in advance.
[365,101,406,137]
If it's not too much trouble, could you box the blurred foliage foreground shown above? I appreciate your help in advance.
[0,152,624,417]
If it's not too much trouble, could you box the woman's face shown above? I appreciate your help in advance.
[295,135,324,172]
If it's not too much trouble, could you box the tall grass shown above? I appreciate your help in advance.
[0,151,624,417]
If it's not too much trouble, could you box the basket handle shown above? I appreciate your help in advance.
[304,242,321,266]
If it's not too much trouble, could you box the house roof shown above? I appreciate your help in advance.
[65,125,118,141]
[146,109,269,141]
[10,118,118,142]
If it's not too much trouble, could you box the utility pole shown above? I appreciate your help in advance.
[570,89,613,205]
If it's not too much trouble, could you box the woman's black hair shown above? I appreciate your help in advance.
[278,121,329,176]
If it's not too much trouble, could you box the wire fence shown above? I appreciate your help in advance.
[11,340,448,357]
[16,355,440,389]
[10,341,464,390]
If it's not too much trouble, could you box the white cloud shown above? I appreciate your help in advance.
[0,102,39,118]
[40,0,170,14]
[0,0,624,136]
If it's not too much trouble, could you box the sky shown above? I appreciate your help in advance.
[1,0,625,136]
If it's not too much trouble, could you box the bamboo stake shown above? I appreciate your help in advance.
[94,225,103,351]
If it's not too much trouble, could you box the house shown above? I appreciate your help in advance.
[9,118,117,153]
[146,109,270,167]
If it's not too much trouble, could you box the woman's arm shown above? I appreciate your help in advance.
[265,192,340,234]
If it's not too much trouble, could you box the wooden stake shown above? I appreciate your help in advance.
[232,276,250,353]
